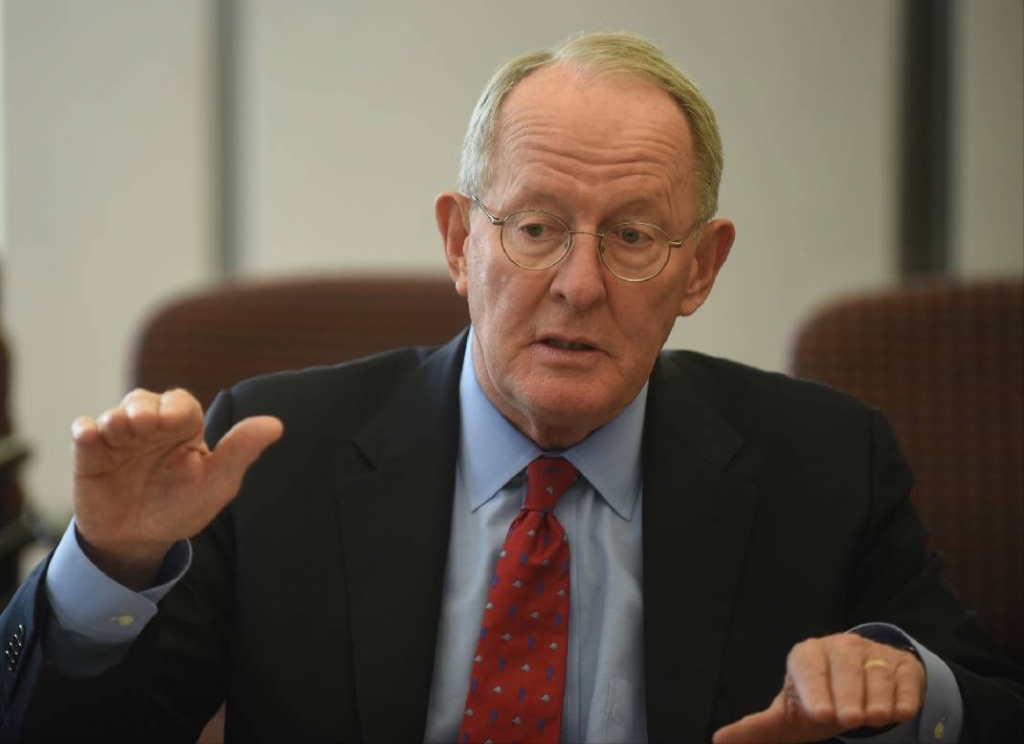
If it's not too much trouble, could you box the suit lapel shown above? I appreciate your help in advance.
[330,338,758,741]
[335,332,467,743]
[642,354,759,743]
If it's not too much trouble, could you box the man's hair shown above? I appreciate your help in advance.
[459,31,724,223]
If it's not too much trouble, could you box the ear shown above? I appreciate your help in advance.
[435,191,472,297]
[678,217,735,317]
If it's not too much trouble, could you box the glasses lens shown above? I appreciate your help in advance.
[501,210,570,269]
[602,223,670,280]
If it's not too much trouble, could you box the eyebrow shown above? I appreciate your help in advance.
[504,190,671,226]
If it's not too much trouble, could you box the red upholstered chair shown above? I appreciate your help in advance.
[129,274,470,743]
[790,278,1024,666]
[131,275,471,410]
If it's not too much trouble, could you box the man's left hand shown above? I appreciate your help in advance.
[713,633,925,744]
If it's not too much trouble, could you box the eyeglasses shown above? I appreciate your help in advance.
[468,195,703,283]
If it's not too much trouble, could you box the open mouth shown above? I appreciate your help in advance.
[542,338,595,352]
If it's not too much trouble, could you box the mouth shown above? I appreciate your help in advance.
[541,338,597,352]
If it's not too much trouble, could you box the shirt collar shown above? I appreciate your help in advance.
[458,329,646,520]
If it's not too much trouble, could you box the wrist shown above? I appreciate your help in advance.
[75,527,174,591]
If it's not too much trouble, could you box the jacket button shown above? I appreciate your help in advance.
[4,626,25,672]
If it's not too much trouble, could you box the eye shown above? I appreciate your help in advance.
[610,223,657,248]
[620,226,644,244]
[522,222,550,239]
[507,211,567,244]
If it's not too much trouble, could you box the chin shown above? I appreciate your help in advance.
[512,383,626,444]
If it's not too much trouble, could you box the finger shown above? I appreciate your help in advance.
[787,639,836,724]
[119,388,204,448]
[826,635,868,730]
[71,415,101,446]
[73,413,133,479]
[862,655,897,727]
[72,412,104,454]
[203,416,284,505]
[95,406,135,448]
[155,388,205,438]
[892,653,925,722]
[122,388,162,439]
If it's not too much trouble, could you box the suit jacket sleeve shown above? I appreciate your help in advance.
[854,411,1023,742]
[0,389,240,743]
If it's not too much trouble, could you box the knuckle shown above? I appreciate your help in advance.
[896,659,925,683]
[831,633,863,654]
[95,408,117,427]
[71,416,95,440]
[896,647,921,665]
[122,387,151,404]
[791,637,819,656]
[788,638,825,671]
[162,387,199,408]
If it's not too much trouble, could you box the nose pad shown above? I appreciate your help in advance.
[565,230,609,275]
[567,230,605,263]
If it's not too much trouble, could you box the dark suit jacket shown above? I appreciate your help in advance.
[1,331,1021,742]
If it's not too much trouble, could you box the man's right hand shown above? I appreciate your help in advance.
[71,388,283,591]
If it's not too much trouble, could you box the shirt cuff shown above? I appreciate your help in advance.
[842,622,963,744]
[45,518,192,643]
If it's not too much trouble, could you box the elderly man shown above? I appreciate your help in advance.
[0,32,1020,744]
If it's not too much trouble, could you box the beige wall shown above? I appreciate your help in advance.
[234,0,900,374]
[4,0,217,530]
[953,0,1024,276]
[2,0,1021,537]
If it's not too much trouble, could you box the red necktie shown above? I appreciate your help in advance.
[458,457,580,744]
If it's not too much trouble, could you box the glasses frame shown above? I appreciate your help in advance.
[468,194,704,283]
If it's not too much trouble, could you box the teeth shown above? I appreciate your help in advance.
[546,339,592,351]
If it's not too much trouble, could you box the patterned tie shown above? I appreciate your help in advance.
[458,456,580,744]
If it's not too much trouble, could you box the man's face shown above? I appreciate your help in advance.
[438,64,734,449]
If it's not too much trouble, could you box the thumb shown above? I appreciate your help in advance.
[207,416,284,488]
[713,692,786,744]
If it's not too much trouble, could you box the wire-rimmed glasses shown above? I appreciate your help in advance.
[468,195,703,283]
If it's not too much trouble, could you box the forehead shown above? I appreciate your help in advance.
[489,64,696,215]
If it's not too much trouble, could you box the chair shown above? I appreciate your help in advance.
[130,274,471,743]
[790,278,1024,665]
[0,332,32,609]
[131,275,471,410]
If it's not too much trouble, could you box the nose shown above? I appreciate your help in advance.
[548,231,608,309]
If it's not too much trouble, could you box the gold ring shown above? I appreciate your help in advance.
[864,659,890,670]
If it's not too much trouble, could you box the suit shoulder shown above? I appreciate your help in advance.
[654,350,908,493]
[659,348,876,423]
[211,345,436,438]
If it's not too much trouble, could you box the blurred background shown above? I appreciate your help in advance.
[0,0,1021,582]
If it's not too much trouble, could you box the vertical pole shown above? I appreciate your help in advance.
[213,0,239,276]
[900,0,953,277]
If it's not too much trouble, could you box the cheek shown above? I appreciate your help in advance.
[465,242,513,330]
[613,287,685,358]
[467,242,529,314]
[463,236,491,301]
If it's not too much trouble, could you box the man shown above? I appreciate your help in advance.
[0,32,1021,743]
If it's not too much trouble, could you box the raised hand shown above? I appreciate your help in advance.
[71,388,283,590]
[713,633,925,744]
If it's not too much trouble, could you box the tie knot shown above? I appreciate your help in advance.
[524,456,579,512]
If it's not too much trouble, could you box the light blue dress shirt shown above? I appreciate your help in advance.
[44,334,963,742]
[422,333,648,742]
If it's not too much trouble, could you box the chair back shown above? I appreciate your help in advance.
[790,278,1024,664]
[131,275,471,410]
